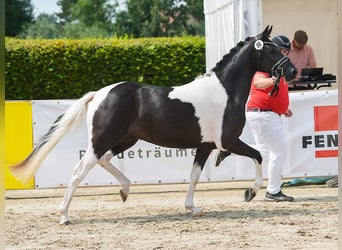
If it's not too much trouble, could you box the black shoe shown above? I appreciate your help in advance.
[215,151,231,167]
[265,191,294,202]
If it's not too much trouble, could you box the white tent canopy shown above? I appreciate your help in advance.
[204,0,262,71]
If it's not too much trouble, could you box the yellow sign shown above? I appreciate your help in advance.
[5,101,34,189]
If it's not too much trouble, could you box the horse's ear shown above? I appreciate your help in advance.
[258,25,273,40]
[265,25,273,38]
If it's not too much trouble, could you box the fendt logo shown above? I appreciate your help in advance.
[302,105,338,158]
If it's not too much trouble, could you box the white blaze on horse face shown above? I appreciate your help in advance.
[168,74,228,148]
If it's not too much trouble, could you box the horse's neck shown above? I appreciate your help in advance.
[217,66,255,104]
[214,45,257,104]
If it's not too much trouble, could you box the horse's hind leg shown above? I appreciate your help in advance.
[98,151,131,202]
[185,148,211,217]
[58,148,97,225]
[98,138,138,201]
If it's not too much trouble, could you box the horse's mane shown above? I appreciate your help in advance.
[212,36,254,73]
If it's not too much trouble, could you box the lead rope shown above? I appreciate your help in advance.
[269,57,289,97]
[269,69,282,97]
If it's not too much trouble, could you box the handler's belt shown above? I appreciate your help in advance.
[247,108,280,116]
[247,108,272,112]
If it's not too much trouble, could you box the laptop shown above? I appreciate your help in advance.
[300,67,323,81]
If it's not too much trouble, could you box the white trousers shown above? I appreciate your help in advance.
[246,111,287,194]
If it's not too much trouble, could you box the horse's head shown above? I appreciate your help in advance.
[252,26,297,82]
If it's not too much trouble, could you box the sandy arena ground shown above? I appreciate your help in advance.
[5,181,337,249]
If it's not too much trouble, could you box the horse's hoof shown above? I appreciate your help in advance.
[60,220,72,226]
[193,210,205,217]
[120,189,128,202]
[244,188,256,202]
[191,207,205,217]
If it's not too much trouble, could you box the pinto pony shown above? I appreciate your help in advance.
[11,26,296,225]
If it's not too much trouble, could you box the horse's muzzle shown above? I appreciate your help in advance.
[285,67,297,82]
[272,56,297,82]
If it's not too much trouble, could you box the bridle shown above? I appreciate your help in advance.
[269,56,290,97]
[254,40,289,97]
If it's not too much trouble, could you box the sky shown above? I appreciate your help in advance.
[31,0,60,16]
[30,0,123,17]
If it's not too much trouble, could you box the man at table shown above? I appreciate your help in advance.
[288,30,317,80]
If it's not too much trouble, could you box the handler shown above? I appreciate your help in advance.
[216,35,294,202]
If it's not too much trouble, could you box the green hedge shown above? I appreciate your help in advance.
[5,37,205,100]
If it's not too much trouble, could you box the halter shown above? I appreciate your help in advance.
[269,56,289,97]
[254,40,289,97]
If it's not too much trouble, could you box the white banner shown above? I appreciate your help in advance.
[33,90,338,188]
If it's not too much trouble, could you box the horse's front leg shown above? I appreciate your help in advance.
[244,160,263,202]
[185,148,211,216]
[58,150,97,225]
[98,151,131,202]
[224,138,263,202]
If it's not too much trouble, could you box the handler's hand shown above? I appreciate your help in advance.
[284,109,293,117]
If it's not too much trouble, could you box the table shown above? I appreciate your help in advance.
[288,79,336,91]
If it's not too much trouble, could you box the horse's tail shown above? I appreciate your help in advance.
[10,91,96,183]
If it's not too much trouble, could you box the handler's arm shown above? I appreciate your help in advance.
[253,73,276,89]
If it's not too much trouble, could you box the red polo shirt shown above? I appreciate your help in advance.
[247,72,289,115]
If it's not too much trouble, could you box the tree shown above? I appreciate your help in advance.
[56,0,115,37]
[57,0,114,28]
[63,22,109,38]
[184,0,204,35]
[57,0,78,24]
[19,0,204,39]
[113,0,204,37]
[5,0,34,37]
[71,0,114,26]
[23,14,61,39]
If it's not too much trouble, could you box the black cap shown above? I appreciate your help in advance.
[271,35,291,50]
